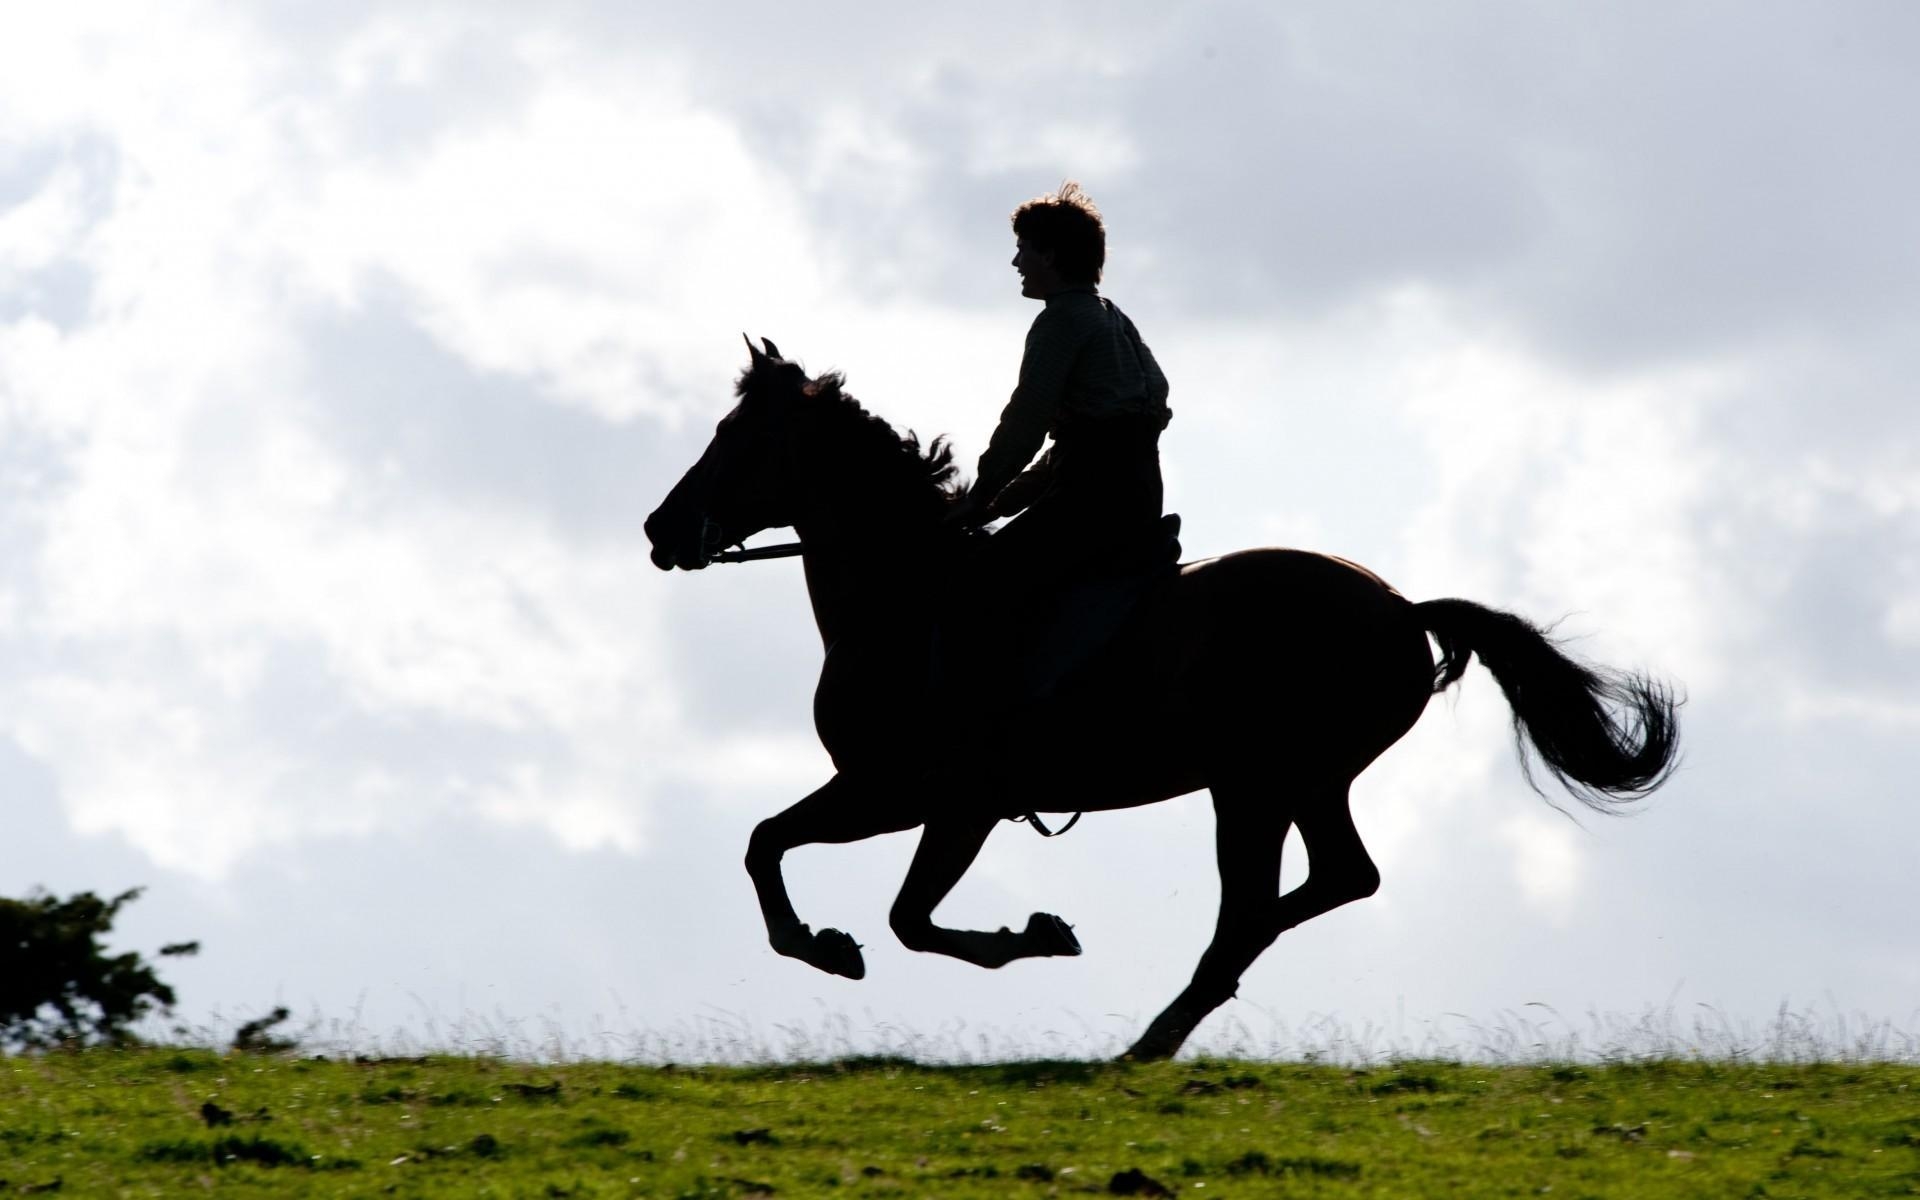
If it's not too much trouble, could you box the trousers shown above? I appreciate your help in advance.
[981,415,1165,588]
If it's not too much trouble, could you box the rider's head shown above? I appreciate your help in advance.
[1011,181,1104,297]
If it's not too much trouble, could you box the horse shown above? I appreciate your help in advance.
[644,337,1680,1061]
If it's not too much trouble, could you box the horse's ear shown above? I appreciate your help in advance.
[760,337,781,361]
[743,332,766,366]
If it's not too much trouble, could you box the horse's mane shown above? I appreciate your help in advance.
[807,371,963,499]
[738,359,964,512]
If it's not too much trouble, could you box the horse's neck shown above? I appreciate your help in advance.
[796,509,942,650]
[788,423,952,648]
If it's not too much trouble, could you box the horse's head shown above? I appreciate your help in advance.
[646,336,808,570]
[649,337,965,571]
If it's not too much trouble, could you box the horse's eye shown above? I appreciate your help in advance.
[718,413,783,448]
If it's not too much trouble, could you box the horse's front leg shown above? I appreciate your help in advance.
[745,773,921,980]
[886,817,1083,968]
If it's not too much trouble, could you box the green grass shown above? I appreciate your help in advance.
[2,1051,1916,1196]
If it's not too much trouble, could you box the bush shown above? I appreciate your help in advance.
[0,887,198,1050]
[232,1006,297,1054]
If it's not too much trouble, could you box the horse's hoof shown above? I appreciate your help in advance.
[1120,1006,1195,1061]
[814,927,867,980]
[1024,912,1082,957]
[1117,1033,1178,1063]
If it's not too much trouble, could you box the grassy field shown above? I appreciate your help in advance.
[2,1050,1916,1197]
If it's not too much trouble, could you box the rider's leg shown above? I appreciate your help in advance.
[888,817,1082,968]
[971,434,1166,701]
[745,773,923,980]
[948,503,1067,710]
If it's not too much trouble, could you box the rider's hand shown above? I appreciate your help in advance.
[944,491,992,527]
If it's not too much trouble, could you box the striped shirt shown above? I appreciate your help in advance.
[973,286,1171,509]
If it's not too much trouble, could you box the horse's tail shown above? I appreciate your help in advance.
[1415,598,1680,812]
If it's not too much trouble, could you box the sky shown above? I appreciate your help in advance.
[2,2,1916,1060]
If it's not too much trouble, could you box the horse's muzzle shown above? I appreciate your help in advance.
[644,507,698,571]
[644,512,725,571]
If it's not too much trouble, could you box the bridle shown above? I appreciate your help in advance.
[691,513,802,564]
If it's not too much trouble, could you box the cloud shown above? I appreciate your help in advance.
[283,63,830,425]
[0,9,854,875]
[2,3,1917,1046]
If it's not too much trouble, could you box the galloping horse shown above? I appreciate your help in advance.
[645,338,1679,1061]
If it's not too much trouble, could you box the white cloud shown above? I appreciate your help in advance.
[285,63,829,425]
[1494,809,1585,919]
[1393,310,1744,694]
[0,163,89,280]
[968,120,1142,178]
[2,3,1917,1045]
[0,10,851,875]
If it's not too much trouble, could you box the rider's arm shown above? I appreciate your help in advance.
[983,448,1053,519]
[971,306,1077,507]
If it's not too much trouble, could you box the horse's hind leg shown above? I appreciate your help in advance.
[1122,777,1378,1061]
[745,773,922,981]
[888,818,1083,968]
[1122,784,1290,1060]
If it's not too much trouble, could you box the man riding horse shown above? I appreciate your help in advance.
[947,182,1176,697]
[642,182,1679,1062]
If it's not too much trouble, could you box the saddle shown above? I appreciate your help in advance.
[935,513,1183,709]
[1018,512,1182,699]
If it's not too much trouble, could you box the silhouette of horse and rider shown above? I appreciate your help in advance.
[645,183,1680,1062]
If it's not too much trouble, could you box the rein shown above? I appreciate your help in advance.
[711,541,805,563]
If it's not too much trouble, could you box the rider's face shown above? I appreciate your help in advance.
[1012,238,1063,299]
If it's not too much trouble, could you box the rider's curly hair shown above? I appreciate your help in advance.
[1011,181,1105,285]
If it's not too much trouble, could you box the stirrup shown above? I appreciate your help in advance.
[1015,810,1083,837]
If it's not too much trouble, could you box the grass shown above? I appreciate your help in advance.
[3,1050,1917,1197]
[161,998,1920,1066]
